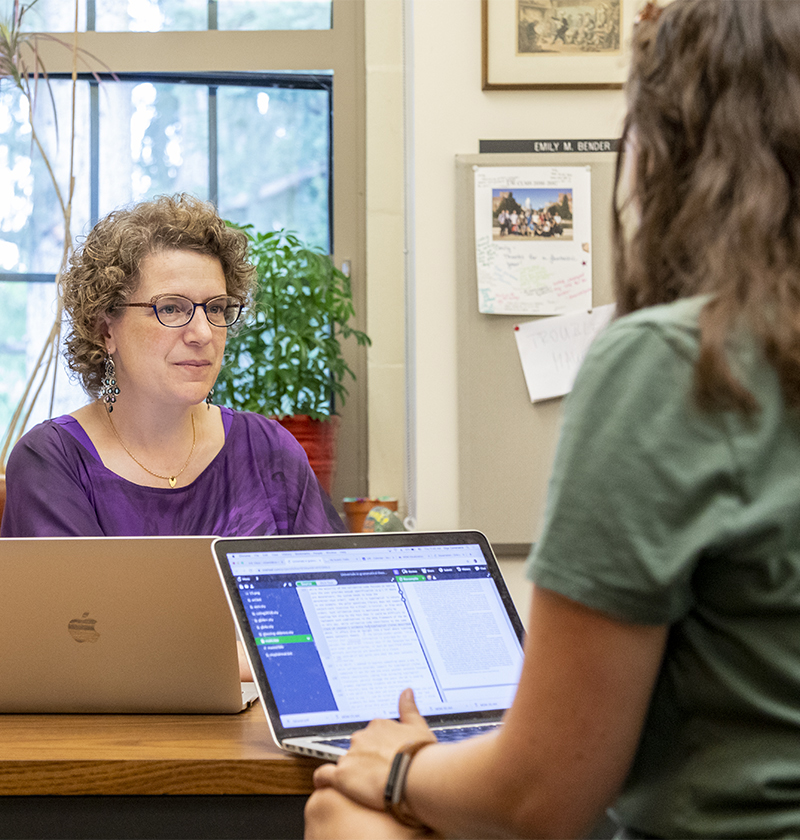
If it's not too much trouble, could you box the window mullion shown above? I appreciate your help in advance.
[90,81,100,227]
[209,85,218,207]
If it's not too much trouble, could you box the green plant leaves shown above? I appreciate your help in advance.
[217,225,371,421]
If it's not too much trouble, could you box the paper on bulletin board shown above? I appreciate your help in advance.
[474,165,592,315]
[514,304,615,403]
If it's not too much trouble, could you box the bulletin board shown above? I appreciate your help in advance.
[455,151,618,550]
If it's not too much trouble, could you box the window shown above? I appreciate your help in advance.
[0,0,366,497]
[2,73,332,270]
[19,0,332,32]
[1,72,331,422]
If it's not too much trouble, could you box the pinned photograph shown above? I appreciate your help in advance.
[474,166,592,316]
[493,188,573,242]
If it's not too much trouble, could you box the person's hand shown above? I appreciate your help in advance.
[305,787,427,840]
[313,688,437,810]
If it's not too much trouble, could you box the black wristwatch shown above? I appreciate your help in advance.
[383,739,435,828]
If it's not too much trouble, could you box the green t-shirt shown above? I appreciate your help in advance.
[528,297,800,838]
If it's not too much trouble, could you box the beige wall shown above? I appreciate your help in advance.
[365,0,407,507]
[365,0,627,530]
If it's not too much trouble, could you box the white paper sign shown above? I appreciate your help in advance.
[474,165,592,316]
[514,304,616,403]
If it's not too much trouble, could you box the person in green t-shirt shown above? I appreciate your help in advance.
[305,2,800,838]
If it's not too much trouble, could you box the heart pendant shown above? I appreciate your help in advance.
[169,476,177,488]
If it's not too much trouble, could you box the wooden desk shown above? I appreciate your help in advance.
[0,702,323,839]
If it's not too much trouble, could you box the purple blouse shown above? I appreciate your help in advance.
[0,407,345,537]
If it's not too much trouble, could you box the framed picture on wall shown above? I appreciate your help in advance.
[482,0,639,90]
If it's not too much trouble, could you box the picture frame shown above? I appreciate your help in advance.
[482,0,639,90]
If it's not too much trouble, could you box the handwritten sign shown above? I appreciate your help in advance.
[474,165,593,316]
[514,304,616,402]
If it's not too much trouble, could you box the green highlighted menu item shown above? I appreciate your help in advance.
[256,634,313,645]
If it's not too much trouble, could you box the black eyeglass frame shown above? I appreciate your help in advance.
[119,293,245,328]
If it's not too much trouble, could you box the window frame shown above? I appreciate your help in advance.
[2,69,334,269]
[5,3,367,501]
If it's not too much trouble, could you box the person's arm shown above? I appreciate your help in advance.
[254,416,346,534]
[311,584,667,839]
[305,788,429,840]
[290,464,347,534]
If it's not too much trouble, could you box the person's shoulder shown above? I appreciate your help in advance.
[614,296,705,330]
[13,416,69,447]
[569,298,707,405]
[224,408,304,451]
[225,407,279,434]
[5,416,76,471]
[592,297,706,364]
[605,296,704,338]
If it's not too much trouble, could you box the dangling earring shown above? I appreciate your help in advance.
[100,356,120,413]
[206,387,214,410]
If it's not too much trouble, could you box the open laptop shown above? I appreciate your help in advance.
[212,530,525,760]
[0,536,258,713]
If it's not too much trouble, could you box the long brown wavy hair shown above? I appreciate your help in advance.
[613,0,800,413]
[62,193,255,398]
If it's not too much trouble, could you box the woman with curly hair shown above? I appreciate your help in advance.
[1,193,343,538]
[305,1,800,837]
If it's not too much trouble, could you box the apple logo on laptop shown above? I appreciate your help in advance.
[68,612,100,643]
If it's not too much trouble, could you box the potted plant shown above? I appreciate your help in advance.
[214,226,371,494]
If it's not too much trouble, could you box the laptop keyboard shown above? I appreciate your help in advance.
[319,737,353,749]
[318,723,500,751]
[433,723,500,742]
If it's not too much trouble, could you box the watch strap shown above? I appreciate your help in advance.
[383,739,435,828]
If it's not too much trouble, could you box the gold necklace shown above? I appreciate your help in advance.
[106,411,196,488]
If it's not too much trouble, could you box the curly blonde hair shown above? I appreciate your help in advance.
[62,193,256,398]
[613,0,800,413]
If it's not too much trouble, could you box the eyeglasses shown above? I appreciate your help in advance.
[120,294,244,328]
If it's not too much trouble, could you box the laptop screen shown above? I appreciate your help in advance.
[216,533,525,733]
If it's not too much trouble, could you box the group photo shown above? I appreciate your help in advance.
[492,187,573,241]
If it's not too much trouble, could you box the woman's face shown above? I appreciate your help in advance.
[103,249,229,411]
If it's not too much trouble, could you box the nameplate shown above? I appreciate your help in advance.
[479,139,619,154]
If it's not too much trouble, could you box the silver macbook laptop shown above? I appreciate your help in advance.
[0,536,258,713]
[212,530,525,760]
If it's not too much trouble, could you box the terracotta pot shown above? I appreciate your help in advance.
[343,497,399,533]
[275,415,340,496]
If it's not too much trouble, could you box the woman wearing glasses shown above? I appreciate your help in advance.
[1,193,344,537]
[306,1,800,838]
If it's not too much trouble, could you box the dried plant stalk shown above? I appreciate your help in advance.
[0,0,78,466]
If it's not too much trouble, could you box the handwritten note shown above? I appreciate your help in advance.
[514,304,616,402]
[474,166,593,315]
